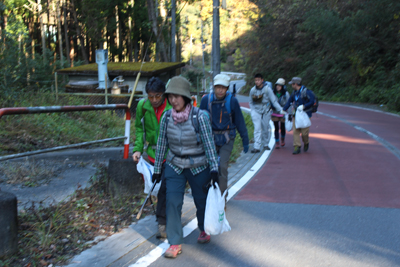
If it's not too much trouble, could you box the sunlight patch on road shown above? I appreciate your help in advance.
[309,133,376,144]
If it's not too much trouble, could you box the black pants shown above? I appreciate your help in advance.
[274,121,286,141]
[155,163,167,225]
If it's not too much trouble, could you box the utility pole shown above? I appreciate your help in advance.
[212,0,220,79]
[56,2,64,65]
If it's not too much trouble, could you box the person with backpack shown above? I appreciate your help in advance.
[249,73,284,153]
[200,74,249,197]
[282,77,315,154]
[271,78,291,149]
[132,77,172,239]
[152,76,219,258]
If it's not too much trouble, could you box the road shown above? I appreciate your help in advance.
[125,101,400,267]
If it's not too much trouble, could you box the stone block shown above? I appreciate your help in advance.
[107,159,144,197]
[0,191,18,257]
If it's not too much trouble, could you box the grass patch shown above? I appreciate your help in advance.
[0,165,151,267]
[230,111,254,163]
[0,91,135,156]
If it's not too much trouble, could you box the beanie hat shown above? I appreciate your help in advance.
[165,76,192,100]
[275,78,285,86]
[288,77,302,85]
[214,74,230,87]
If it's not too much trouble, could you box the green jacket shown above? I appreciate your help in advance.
[133,98,172,159]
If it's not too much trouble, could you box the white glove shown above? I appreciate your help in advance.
[297,105,304,112]
[280,110,286,115]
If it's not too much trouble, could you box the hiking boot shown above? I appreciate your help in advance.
[275,142,280,149]
[164,245,182,258]
[197,231,211,244]
[251,148,260,153]
[281,138,285,147]
[292,146,301,155]
[264,146,271,150]
[156,224,167,239]
[304,143,309,152]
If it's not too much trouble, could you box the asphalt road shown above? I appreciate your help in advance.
[133,101,400,267]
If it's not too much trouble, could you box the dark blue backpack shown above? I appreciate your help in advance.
[206,92,235,145]
[300,88,319,113]
[207,91,233,119]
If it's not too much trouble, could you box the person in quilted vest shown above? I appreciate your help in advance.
[152,76,219,258]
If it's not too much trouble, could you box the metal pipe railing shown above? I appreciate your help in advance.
[0,104,132,160]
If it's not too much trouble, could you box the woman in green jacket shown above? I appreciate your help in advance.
[132,77,172,238]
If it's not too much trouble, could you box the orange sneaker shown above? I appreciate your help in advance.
[164,245,182,258]
[197,231,210,244]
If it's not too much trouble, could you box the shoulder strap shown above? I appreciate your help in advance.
[225,92,232,114]
[191,107,201,144]
[207,93,213,118]
[165,109,172,132]
[301,87,308,99]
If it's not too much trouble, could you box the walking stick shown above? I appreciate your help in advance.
[136,181,158,220]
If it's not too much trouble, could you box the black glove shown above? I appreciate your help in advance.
[152,173,161,184]
[210,171,219,188]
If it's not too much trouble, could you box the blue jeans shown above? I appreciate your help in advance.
[164,164,211,245]
[274,121,286,141]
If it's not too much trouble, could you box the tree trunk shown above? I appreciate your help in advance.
[70,37,75,66]
[146,0,168,62]
[128,0,133,62]
[63,1,71,66]
[38,0,46,60]
[170,0,176,62]
[70,0,89,64]
[134,38,139,62]
[57,2,64,65]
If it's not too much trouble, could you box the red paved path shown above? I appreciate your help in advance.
[237,103,400,208]
[320,103,400,151]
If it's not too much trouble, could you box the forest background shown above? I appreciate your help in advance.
[1,0,400,111]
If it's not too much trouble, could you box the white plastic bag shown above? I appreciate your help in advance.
[204,183,231,235]
[285,113,293,132]
[136,156,160,196]
[295,109,311,129]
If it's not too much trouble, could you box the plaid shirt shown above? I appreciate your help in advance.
[154,108,218,175]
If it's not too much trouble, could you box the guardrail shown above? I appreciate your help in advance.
[0,104,131,161]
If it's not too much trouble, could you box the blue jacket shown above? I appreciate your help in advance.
[283,86,315,118]
[200,93,249,147]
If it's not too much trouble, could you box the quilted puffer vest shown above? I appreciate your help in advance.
[166,108,207,169]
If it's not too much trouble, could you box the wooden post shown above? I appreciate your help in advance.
[0,191,18,257]
[55,72,58,102]
[128,73,141,108]
[105,74,108,105]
